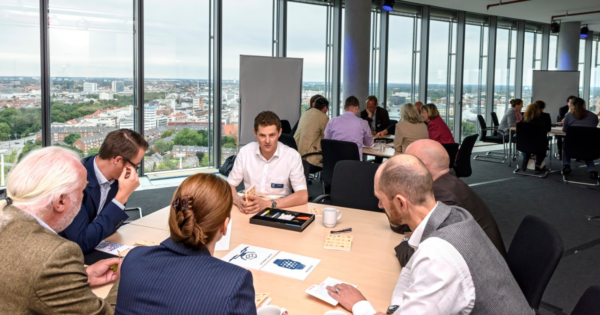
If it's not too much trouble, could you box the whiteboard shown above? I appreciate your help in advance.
[531,71,579,123]
[239,55,303,146]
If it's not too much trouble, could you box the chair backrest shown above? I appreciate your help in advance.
[571,285,600,315]
[515,122,548,154]
[278,133,298,151]
[477,115,489,141]
[330,160,381,212]
[301,160,311,184]
[321,139,360,187]
[564,126,600,161]
[491,112,500,136]
[389,119,398,125]
[454,134,477,178]
[281,119,292,135]
[441,143,459,169]
[507,215,563,310]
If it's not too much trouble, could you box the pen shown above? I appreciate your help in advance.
[331,228,352,234]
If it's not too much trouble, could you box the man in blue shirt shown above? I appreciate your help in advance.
[60,129,148,253]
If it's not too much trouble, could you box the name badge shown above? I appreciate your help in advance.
[271,183,284,189]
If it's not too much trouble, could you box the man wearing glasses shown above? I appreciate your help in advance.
[61,129,149,253]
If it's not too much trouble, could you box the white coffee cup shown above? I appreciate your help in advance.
[323,207,342,228]
[324,311,348,315]
[257,305,288,315]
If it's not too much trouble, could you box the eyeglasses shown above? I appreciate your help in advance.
[123,158,141,170]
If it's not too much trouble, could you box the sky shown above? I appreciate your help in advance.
[0,0,577,86]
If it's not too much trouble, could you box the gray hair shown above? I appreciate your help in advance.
[379,155,433,205]
[400,103,424,124]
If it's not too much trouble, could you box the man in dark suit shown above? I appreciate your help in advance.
[360,95,390,134]
[556,95,577,159]
[60,129,148,253]
[396,139,507,267]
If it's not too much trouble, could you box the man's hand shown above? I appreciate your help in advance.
[367,109,373,118]
[115,166,140,205]
[238,195,269,214]
[326,283,368,312]
[86,257,122,287]
[375,131,387,139]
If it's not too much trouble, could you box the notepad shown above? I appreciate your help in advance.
[134,240,161,246]
[255,292,270,307]
[324,234,353,251]
[311,208,323,216]
[305,277,357,306]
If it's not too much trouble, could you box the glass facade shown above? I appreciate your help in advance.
[591,35,600,113]
[461,20,488,140]
[522,29,542,103]
[386,14,417,121]
[494,26,517,121]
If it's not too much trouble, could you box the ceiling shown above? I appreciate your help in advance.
[405,0,600,32]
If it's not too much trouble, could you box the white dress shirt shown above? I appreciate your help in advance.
[352,202,476,315]
[93,157,124,214]
[32,214,56,234]
[227,142,307,198]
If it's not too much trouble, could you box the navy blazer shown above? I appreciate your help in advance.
[60,155,128,253]
[115,238,257,315]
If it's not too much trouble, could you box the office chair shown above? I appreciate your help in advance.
[320,139,360,194]
[124,207,143,223]
[473,115,507,163]
[571,285,600,315]
[313,160,381,212]
[513,122,550,178]
[441,143,459,169]
[491,112,500,136]
[454,134,478,178]
[507,215,563,311]
[280,120,292,135]
[562,126,600,186]
[279,133,323,180]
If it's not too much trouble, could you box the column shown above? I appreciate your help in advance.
[557,21,581,71]
[343,0,371,111]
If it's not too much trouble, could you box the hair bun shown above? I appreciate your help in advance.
[175,208,208,246]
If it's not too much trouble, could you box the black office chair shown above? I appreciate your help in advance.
[562,126,600,186]
[313,160,381,212]
[389,119,398,125]
[513,122,550,178]
[301,160,311,185]
[281,120,292,135]
[441,143,459,169]
[491,112,500,136]
[571,285,600,315]
[507,215,563,311]
[454,134,477,178]
[320,139,360,194]
[279,133,322,180]
[473,114,507,163]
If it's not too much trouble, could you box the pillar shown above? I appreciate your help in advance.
[557,21,581,71]
[343,0,371,111]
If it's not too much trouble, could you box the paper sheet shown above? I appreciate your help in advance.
[95,241,135,256]
[261,251,320,281]
[255,292,270,307]
[215,219,233,251]
[324,234,353,251]
[305,277,357,306]
[221,244,278,270]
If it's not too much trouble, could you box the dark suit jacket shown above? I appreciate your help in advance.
[527,112,552,132]
[360,106,390,133]
[395,172,507,267]
[60,155,128,253]
[558,105,569,122]
[0,206,118,314]
[115,238,256,315]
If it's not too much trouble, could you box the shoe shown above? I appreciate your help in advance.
[535,166,547,172]
[562,165,572,175]
[590,171,599,180]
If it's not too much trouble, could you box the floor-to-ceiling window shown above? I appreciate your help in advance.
[48,0,134,160]
[143,0,212,173]
[522,25,542,103]
[461,17,488,140]
[287,1,329,114]
[494,20,517,120]
[0,0,42,182]
[590,34,599,113]
[549,34,558,70]
[222,0,273,161]
[579,38,586,97]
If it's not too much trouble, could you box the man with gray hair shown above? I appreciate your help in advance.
[0,147,119,314]
[326,155,532,315]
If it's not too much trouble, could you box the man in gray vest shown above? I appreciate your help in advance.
[326,155,533,315]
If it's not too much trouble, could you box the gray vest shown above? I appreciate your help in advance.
[421,203,534,315]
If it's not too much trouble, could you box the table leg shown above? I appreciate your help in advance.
[508,131,512,167]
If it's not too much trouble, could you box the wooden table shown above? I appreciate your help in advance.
[363,145,396,158]
[93,203,404,314]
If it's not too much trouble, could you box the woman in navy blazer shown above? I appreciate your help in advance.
[420,103,455,144]
[115,174,256,315]
[520,101,552,172]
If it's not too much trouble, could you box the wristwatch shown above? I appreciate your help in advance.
[386,305,400,314]
[271,199,277,209]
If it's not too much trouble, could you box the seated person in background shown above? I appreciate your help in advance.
[294,96,329,168]
[556,95,577,158]
[360,95,390,134]
[498,98,524,134]
[374,102,424,139]
[396,139,507,267]
[326,155,532,315]
[520,101,552,172]
[325,96,374,160]
[0,147,119,314]
[393,103,428,154]
[562,97,600,179]
[61,129,148,253]
[420,103,455,144]
[228,111,308,214]
[115,174,256,315]
[414,101,423,113]
[291,94,324,135]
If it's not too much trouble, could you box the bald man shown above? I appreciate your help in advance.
[414,101,423,113]
[399,139,506,267]
[326,155,532,315]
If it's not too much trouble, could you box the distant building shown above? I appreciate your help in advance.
[99,91,114,100]
[120,115,134,130]
[37,126,116,142]
[171,145,208,158]
[111,81,124,92]
[73,133,108,155]
[144,107,157,130]
[83,82,97,93]
[156,115,169,127]
[193,98,204,110]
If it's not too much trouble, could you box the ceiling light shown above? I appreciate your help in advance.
[382,0,395,12]
[580,26,589,38]
[550,21,560,33]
